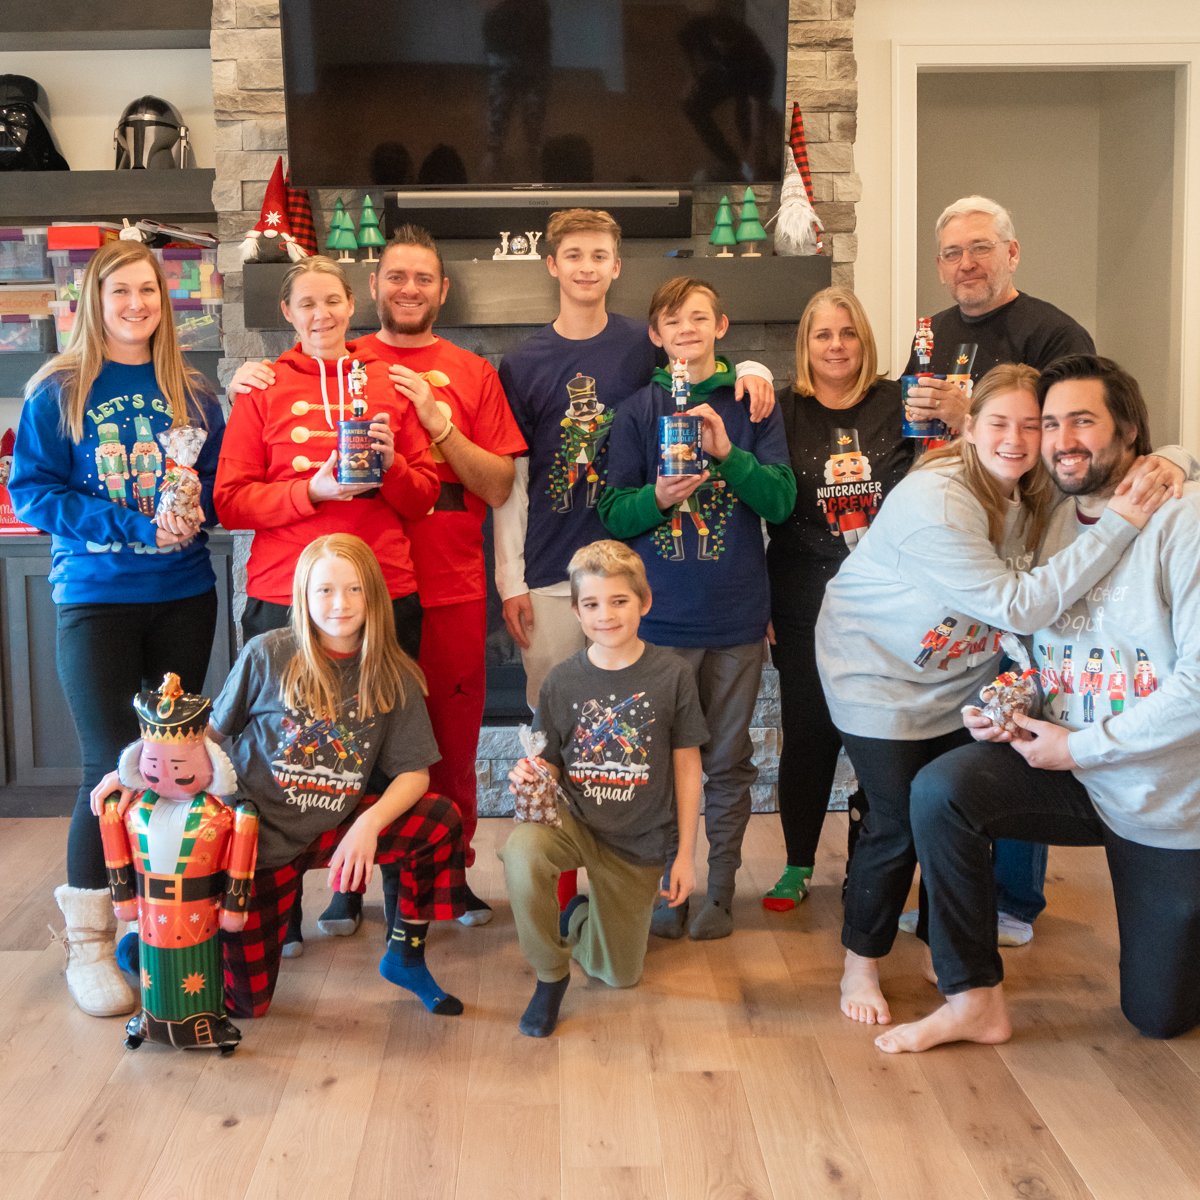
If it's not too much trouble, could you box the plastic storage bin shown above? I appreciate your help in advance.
[174,299,222,351]
[157,247,223,302]
[0,314,54,352]
[49,300,78,352]
[0,228,51,282]
[49,248,96,302]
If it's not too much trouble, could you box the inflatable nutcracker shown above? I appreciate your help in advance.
[99,673,257,1053]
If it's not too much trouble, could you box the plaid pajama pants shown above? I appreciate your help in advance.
[222,792,466,1019]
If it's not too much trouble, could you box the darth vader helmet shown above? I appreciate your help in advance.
[114,96,190,169]
[0,75,69,172]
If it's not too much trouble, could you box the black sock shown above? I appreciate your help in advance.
[285,885,304,944]
[390,920,429,965]
[519,975,570,1037]
[381,864,399,946]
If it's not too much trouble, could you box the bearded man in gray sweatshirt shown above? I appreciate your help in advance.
[876,354,1200,1053]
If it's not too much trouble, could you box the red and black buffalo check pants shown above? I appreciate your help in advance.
[222,792,466,1018]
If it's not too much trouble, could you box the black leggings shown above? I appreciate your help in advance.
[912,742,1200,1039]
[57,590,218,889]
[771,560,864,868]
[839,726,973,958]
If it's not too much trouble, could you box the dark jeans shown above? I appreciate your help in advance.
[57,590,218,889]
[771,559,865,869]
[912,742,1200,1039]
[241,592,423,660]
[839,727,973,958]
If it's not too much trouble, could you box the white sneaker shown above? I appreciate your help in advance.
[997,912,1034,947]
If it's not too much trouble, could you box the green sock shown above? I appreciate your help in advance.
[765,865,811,900]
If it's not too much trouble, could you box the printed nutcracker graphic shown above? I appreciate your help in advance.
[129,414,164,516]
[816,427,882,548]
[95,422,131,506]
[271,696,374,814]
[1037,642,1153,722]
[651,474,733,561]
[1079,647,1104,723]
[565,690,656,806]
[1107,649,1126,715]
[914,615,957,668]
[1133,648,1158,697]
[548,373,612,512]
[99,673,258,1052]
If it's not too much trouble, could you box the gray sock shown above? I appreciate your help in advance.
[649,896,688,940]
[688,897,733,940]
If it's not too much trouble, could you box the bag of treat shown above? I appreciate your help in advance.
[155,425,207,527]
[978,633,1041,733]
[512,725,565,827]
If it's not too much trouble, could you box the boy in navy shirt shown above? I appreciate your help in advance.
[600,278,795,939]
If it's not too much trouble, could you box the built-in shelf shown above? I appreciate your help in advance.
[0,170,216,226]
[6,0,212,50]
[244,253,832,329]
[0,351,222,401]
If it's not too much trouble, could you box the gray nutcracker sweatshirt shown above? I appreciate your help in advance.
[815,464,1139,740]
[1030,484,1200,850]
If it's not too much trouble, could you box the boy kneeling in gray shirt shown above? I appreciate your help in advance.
[501,539,707,1037]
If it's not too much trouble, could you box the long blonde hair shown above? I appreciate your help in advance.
[916,363,1054,550]
[25,240,208,442]
[792,286,881,405]
[281,534,427,721]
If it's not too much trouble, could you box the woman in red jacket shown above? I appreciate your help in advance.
[215,255,438,946]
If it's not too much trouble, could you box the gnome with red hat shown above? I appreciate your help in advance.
[767,101,824,257]
[240,156,313,264]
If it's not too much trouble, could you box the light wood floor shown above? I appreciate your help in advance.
[3,814,1199,1200]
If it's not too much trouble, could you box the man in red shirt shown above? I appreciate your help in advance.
[357,226,527,922]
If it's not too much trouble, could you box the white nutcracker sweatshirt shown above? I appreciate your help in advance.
[1031,484,1200,850]
[815,464,1139,741]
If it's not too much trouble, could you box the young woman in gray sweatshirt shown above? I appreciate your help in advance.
[814,363,1151,1029]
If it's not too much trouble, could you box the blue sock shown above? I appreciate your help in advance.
[379,921,463,1016]
[559,894,589,940]
[116,930,139,975]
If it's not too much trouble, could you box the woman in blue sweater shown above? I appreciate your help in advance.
[10,240,225,1017]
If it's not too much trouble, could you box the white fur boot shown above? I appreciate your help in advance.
[53,884,137,1017]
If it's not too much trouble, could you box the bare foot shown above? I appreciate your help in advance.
[840,950,891,1025]
[874,986,1012,1054]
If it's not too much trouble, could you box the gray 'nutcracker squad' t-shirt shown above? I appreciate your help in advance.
[211,629,440,869]
[534,642,708,866]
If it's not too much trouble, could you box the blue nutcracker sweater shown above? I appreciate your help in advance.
[600,359,795,648]
[10,360,224,604]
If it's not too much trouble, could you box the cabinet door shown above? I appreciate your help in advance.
[1,544,236,787]
[3,555,80,787]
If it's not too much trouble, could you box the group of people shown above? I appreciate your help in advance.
[12,195,1198,1052]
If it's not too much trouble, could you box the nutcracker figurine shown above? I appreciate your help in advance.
[98,673,258,1053]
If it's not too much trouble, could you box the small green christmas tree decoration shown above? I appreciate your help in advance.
[735,186,768,257]
[325,196,358,262]
[709,195,736,257]
[358,194,385,263]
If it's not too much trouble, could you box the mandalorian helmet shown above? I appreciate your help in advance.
[114,96,191,169]
[0,75,69,171]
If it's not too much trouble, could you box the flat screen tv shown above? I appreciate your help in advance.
[280,0,789,189]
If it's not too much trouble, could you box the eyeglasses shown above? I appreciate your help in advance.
[937,240,1006,264]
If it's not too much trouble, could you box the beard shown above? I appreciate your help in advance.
[377,300,437,337]
[1051,446,1127,496]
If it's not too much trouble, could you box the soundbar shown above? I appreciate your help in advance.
[384,189,693,240]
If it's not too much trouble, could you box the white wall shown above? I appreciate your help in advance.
[0,50,215,170]
[854,0,1200,448]
[915,71,1103,333]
